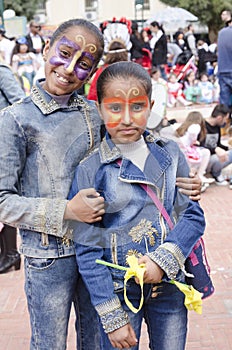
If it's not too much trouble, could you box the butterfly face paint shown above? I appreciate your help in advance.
[101,87,149,129]
[49,35,97,81]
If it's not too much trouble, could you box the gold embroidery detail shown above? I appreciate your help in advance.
[128,219,158,246]
[62,235,71,246]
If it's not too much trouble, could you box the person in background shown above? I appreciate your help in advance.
[69,61,206,350]
[0,27,15,65]
[184,24,198,59]
[88,19,131,101]
[87,40,128,101]
[200,104,232,188]
[130,21,150,66]
[217,18,232,118]
[175,111,214,192]
[0,18,106,349]
[174,29,186,51]
[0,59,25,274]
[183,69,201,104]
[149,21,167,80]
[221,9,232,26]
[25,20,45,69]
[197,72,214,104]
[11,37,38,89]
[167,72,192,107]
[166,34,183,67]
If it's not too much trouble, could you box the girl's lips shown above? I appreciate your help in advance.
[54,71,72,84]
[119,128,138,134]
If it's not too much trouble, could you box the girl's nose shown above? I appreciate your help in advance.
[122,105,132,125]
[65,51,81,73]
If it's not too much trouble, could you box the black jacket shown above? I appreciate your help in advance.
[25,33,45,54]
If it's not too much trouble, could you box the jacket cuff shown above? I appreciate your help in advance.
[146,243,185,279]
[35,198,68,237]
[95,296,129,333]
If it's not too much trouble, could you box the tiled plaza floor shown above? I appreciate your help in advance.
[0,183,231,349]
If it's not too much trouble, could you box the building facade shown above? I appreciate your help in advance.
[45,0,166,26]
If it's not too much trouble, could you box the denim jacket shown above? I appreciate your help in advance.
[0,79,101,258]
[68,131,205,333]
[0,63,25,110]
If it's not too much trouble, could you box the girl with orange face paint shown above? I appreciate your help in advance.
[68,61,206,350]
[98,80,153,144]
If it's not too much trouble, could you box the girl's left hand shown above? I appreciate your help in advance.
[137,255,164,284]
[176,169,201,201]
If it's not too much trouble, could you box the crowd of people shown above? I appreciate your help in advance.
[0,9,231,350]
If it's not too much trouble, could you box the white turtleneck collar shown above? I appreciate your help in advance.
[115,136,150,171]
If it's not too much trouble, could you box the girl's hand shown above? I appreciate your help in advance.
[176,169,201,201]
[137,255,164,284]
[108,323,137,349]
[64,188,105,222]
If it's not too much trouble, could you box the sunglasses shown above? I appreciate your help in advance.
[33,25,41,30]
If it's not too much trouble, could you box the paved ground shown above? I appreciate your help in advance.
[0,182,231,350]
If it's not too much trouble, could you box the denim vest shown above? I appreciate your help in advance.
[69,131,205,324]
[0,80,101,258]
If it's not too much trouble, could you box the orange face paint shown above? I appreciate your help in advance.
[101,95,149,128]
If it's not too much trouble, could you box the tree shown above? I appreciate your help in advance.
[3,0,42,21]
[160,0,232,42]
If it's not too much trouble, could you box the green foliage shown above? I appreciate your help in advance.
[3,0,41,21]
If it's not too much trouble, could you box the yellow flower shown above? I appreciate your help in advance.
[172,280,202,314]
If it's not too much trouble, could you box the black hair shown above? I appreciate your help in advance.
[50,19,104,66]
[96,61,152,104]
[150,66,159,76]
[211,104,230,118]
[150,21,165,33]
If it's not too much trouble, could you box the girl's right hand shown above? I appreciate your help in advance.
[108,323,138,349]
[64,188,105,223]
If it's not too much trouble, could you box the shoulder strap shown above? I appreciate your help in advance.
[140,184,174,230]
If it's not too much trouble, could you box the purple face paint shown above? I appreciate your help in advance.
[49,36,96,81]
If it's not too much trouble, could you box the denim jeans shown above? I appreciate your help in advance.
[218,72,232,109]
[207,149,232,178]
[24,255,101,350]
[100,281,187,350]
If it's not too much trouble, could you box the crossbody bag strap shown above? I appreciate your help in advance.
[140,184,174,230]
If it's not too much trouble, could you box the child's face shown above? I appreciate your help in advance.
[188,72,195,82]
[19,44,28,53]
[43,26,100,95]
[200,74,208,82]
[98,78,152,144]
[169,74,177,83]
[151,71,160,81]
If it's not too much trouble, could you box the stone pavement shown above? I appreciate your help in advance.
[0,183,231,350]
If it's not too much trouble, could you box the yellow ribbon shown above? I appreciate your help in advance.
[171,280,202,314]
[96,256,146,313]
[96,257,203,315]
[124,255,146,313]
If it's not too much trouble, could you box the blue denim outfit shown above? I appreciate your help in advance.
[0,80,102,350]
[0,63,25,109]
[69,131,205,349]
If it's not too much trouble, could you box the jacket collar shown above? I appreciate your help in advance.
[99,130,171,163]
[31,79,90,115]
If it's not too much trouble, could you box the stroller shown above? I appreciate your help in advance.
[170,50,197,82]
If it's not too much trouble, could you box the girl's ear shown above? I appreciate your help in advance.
[95,101,104,120]
[42,39,50,61]
[150,99,155,110]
